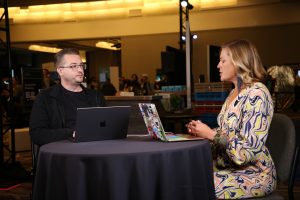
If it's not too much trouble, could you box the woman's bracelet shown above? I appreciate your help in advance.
[213,129,222,143]
[213,129,228,146]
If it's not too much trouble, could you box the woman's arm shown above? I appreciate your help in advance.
[226,85,274,166]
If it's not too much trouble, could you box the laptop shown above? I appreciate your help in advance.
[74,106,131,142]
[138,103,203,142]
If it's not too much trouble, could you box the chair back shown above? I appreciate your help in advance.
[266,113,296,182]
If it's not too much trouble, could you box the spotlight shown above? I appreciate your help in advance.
[181,0,188,7]
[192,34,198,40]
[181,35,186,41]
[181,0,193,10]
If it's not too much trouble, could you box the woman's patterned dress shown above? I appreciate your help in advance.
[213,82,277,199]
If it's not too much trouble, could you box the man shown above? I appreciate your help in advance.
[29,48,106,146]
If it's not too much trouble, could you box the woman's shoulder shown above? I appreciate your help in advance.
[250,82,270,92]
[246,82,272,99]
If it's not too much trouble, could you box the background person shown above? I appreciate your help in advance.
[128,73,141,94]
[87,77,101,91]
[101,78,117,96]
[140,74,153,95]
[30,48,106,146]
[186,40,276,199]
[42,69,56,88]
[0,78,10,121]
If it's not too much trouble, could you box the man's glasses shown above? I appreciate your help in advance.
[59,63,87,70]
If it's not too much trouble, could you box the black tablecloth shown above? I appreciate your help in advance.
[33,136,215,200]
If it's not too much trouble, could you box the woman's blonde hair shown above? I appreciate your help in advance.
[222,39,266,85]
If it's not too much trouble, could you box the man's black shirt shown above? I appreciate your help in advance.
[61,86,90,130]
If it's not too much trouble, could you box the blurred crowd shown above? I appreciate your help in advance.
[86,73,170,96]
[0,77,26,127]
[41,69,171,96]
[118,73,169,96]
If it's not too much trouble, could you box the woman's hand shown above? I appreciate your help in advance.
[186,120,216,140]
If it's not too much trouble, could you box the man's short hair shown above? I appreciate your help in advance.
[54,48,80,67]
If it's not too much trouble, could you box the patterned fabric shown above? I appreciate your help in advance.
[212,82,277,199]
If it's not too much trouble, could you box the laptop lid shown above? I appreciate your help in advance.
[138,103,168,141]
[139,103,203,142]
[74,106,131,143]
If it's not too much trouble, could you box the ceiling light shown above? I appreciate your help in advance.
[95,41,121,51]
[112,43,121,48]
[181,34,198,42]
[28,44,62,53]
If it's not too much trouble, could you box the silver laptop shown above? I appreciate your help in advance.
[138,103,203,142]
[74,106,131,142]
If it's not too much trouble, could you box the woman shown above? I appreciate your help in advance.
[187,40,276,199]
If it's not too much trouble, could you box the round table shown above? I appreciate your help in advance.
[33,136,215,200]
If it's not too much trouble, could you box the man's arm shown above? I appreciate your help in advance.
[29,92,73,146]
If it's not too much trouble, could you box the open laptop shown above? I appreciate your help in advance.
[138,103,203,142]
[74,106,131,142]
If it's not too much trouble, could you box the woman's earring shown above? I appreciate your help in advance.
[237,76,243,92]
